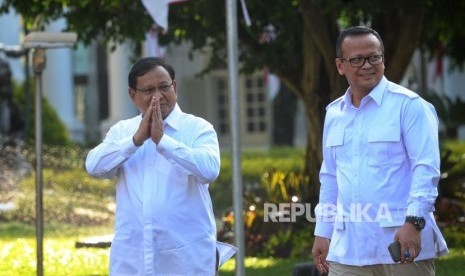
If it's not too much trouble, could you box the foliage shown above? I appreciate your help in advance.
[435,140,465,227]
[12,81,72,146]
[439,141,465,201]
[1,168,115,226]
[214,148,311,257]
[442,226,465,248]
[0,145,115,226]
[420,1,465,70]
[21,144,88,171]
[210,147,304,215]
[261,169,306,203]
[261,229,294,258]
[4,0,465,207]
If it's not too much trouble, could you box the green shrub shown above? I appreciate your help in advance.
[261,229,293,258]
[211,147,305,216]
[12,81,72,146]
[21,144,88,171]
[2,168,116,226]
[1,145,115,226]
[443,226,465,248]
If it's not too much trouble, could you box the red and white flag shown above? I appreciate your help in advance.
[145,25,166,58]
[141,0,188,31]
[141,0,251,31]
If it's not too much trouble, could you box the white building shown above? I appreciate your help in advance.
[0,11,299,149]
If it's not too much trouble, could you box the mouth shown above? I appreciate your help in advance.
[360,72,375,77]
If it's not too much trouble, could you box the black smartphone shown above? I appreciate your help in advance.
[388,241,401,262]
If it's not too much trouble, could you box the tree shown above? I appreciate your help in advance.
[2,0,464,203]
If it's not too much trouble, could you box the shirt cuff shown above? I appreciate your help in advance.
[156,134,178,156]
[406,201,434,217]
[314,221,334,239]
[124,136,139,155]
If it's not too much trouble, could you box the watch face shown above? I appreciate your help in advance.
[418,218,426,229]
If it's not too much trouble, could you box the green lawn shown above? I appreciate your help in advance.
[2,144,463,275]
[0,223,464,276]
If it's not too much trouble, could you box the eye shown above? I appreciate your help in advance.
[141,88,156,94]
[158,85,171,91]
[349,57,363,64]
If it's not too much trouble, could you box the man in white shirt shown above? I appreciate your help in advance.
[86,57,235,275]
[311,26,448,276]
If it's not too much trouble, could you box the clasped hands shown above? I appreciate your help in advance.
[133,96,164,146]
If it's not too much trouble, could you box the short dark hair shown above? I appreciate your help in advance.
[335,26,384,58]
[128,57,175,89]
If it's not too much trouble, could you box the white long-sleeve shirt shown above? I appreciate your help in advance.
[86,104,235,276]
[315,77,448,266]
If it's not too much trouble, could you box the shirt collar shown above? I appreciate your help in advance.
[367,76,388,107]
[163,103,182,130]
[339,76,388,110]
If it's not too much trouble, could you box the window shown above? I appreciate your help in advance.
[212,72,270,148]
[215,78,229,135]
[244,77,267,133]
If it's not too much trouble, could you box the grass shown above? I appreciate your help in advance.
[436,248,465,276]
[0,222,113,276]
[1,144,464,275]
[0,222,464,276]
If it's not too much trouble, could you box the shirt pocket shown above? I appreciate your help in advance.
[326,129,344,163]
[326,129,344,147]
[367,126,404,166]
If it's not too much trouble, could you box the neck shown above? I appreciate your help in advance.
[350,91,365,107]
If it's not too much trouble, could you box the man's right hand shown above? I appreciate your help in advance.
[311,236,330,274]
[133,96,156,146]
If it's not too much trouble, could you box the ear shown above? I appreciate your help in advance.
[335,59,345,76]
[173,80,177,94]
[128,87,136,102]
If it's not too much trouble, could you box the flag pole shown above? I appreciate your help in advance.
[225,0,245,275]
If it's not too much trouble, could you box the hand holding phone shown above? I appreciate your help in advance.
[388,241,401,262]
[388,240,419,267]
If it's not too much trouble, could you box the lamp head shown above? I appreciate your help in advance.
[23,32,77,49]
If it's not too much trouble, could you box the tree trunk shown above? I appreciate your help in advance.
[302,93,324,206]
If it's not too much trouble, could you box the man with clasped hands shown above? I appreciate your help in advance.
[86,57,235,275]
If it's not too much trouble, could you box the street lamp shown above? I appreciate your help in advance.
[22,32,77,276]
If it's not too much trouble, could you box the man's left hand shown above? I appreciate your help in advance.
[394,223,422,264]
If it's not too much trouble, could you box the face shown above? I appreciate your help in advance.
[335,33,385,96]
[128,65,177,119]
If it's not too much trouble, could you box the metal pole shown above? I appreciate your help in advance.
[32,48,46,276]
[225,0,245,275]
[24,26,31,140]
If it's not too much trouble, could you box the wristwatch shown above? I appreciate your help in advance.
[405,216,426,231]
